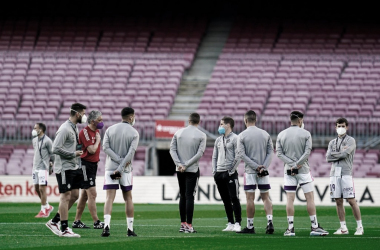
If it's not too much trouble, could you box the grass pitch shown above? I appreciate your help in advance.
[0,203,379,249]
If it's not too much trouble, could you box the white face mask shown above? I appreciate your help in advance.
[131,117,135,126]
[337,127,347,135]
[81,114,87,124]
[32,130,38,137]
[301,122,305,129]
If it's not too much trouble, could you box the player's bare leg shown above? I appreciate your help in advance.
[335,198,346,221]
[123,190,136,236]
[304,191,316,216]
[286,192,295,216]
[35,184,41,199]
[348,198,363,235]
[261,191,274,234]
[236,192,256,234]
[75,189,88,221]
[39,185,47,208]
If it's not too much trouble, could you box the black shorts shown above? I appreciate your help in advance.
[56,168,85,194]
[81,159,98,189]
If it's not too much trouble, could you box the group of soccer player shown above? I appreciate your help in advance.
[169,110,364,236]
[31,103,363,238]
[32,103,138,237]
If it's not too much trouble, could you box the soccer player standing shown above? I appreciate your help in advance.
[170,113,207,233]
[233,110,274,234]
[212,116,242,232]
[46,103,87,237]
[72,110,104,229]
[277,111,328,236]
[326,117,364,235]
[101,107,139,237]
[32,122,54,218]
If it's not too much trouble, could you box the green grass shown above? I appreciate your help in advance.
[0,203,379,249]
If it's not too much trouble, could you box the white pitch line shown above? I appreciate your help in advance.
[0,234,379,239]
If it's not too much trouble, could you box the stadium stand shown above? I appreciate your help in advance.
[0,18,379,177]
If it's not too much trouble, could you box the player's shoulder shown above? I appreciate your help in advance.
[45,135,53,143]
[346,135,356,143]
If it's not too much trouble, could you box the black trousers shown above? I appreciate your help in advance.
[214,171,242,224]
[177,170,200,225]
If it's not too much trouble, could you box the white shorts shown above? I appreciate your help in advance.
[330,175,355,199]
[32,170,48,185]
[284,172,314,193]
[244,173,271,193]
[103,171,133,191]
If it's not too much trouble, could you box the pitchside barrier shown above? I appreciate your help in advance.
[0,176,378,206]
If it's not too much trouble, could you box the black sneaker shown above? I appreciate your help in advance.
[101,226,110,237]
[72,220,90,229]
[236,227,255,234]
[266,221,274,234]
[127,229,137,237]
[94,220,105,229]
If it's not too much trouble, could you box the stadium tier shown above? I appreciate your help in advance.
[0,19,379,177]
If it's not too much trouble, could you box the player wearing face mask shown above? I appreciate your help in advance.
[32,123,55,218]
[212,116,242,232]
[46,103,86,238]
[326,117,363,236]
[72,110,105,230]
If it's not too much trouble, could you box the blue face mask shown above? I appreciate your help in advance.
[218,126,226,135]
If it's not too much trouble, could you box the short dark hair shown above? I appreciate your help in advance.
[336,117,348,126]
[290,111,304,122]
[244,110,256,123]
[221,116,234,129]
[36,123,46,133]
[121,107,135,119]
[189,113,200,124]
[70,103,87,116]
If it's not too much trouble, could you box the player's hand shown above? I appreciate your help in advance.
[95,132,101,142]
[113,170,121,179]
[75,150,83,156]
[178,165,185,173]
[290,166,296,176]
[49,166,53,175]
[297,165,302,169]
[49,162,53,167]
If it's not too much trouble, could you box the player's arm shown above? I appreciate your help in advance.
[52,130,76,159]
[296,133,312,166]
[211,138,219,175]
[228,135,240,174]
[102,129,122,163]
[80,129,100,155]
[46,139,55,163]
[262,136,274,168]
[276,136,296,166]
[330,137,356,159]
[326,140,339,162]
[169,133,184,166]
[235,135,260,170]
[116,133,140,173]
[183,133,207,169]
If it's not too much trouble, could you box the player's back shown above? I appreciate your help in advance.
[277,126,311,162]
[239,126,272,165]
[105,122,138,156]
[175,125,206,168]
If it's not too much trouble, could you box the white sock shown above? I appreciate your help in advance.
[266,215,273,225]
[356,220,363,228]
[127,217,134,231]
[104,214,111,228]
[247,218,254,229]
[310,215,318,228]
[340,221,347,230]
[287,216,294,229]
